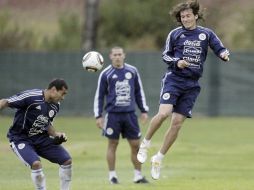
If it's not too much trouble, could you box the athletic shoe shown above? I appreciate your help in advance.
[151,155,161,180]
[137,141,150,163]
[134,176,149,184]
[110,177,119,184]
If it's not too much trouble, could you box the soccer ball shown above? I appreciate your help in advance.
[82,51,104,72]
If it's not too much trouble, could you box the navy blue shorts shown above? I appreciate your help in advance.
[10,136,71,167]
[103,112,141,140]
[160,72,201,118]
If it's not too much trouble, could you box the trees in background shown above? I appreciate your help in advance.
[82,0,100,51]
[97,0,177,50]
[0,0,254,51]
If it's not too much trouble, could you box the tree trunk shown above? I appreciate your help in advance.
[82,0,100,51]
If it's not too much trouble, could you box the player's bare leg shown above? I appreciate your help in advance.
[107,139,119,184]
[137,104,173,164]
[160,113,186,154]
[151,113,186,180]
[128,139,148,183]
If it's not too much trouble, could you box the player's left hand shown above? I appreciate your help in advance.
[140,113,148,125]
[53,133,67,145]
[220,50,230,61]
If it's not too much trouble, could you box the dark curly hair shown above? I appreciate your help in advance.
[170,0,204,24]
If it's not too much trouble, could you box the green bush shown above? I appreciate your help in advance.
[98,0,177,50]
[42,13,81,50]
[0,11,36,51]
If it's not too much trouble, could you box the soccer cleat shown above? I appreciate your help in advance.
[134,176,149,184]
[110,177,119,184]
[137,141,150,164]
[151,155,162,180]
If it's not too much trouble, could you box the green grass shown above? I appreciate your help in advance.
[0,116,254,190]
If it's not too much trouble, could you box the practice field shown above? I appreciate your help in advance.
[0,116,254,190]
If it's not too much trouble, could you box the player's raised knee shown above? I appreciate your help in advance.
[31,161,42,170]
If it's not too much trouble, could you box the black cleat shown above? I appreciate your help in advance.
[134,177,149,184]
[110,177,119,184]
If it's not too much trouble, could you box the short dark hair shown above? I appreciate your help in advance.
[170,0,204,24]
[110,46,124,53]
[48,78,68,90]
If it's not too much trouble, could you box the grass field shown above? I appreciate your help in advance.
[0,116,254,190]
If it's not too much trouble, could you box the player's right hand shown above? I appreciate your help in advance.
[53,133,67,145]
[177,60,190,69]
[96,117,104,129]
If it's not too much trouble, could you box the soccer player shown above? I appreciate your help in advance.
[94,46,149,184]
[0,78,72,190]
[137,0,230,180]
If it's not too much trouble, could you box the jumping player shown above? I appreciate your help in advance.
[137,0,230,180]
[0,78,72,190]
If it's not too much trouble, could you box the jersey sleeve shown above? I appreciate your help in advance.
[208,29,229,59]
[162,31,180,68]
[6,90,41,109]
[134,69,149,113]
[94,73,107,118]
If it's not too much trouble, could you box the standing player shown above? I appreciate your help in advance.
[0,78,72,190]
[137,0,230,180]
[94,46,149,184]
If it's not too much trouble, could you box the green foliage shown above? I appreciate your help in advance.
[0,11,36,51]
[41,13,81,50]
[98,0,178,50]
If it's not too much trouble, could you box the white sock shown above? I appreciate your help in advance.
[59,164,72,190]
[133,169,143,181]
[141,138,151,147]
[156,151,165,161]
[31,168,46,190]
[109,170,117,180]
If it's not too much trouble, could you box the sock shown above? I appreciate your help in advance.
[141,138,151,147]
[156,151,165,161]
[133,169,143,181]
[109,170,117,180]
[59,164,72,190]
[31,168,46,190]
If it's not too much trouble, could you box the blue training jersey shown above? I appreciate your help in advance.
[94,63,149,118]
[6,89,60,140]
[162,26,229,80]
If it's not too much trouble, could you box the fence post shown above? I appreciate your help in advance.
[207,54,220,116]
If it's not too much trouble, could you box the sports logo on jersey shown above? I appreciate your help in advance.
[199,33,206,40]
[162,93,170,100]
[115,79,131,106]
[18,143,25,149]
[180,34,186,38]
[36,105,41,110]
[184,46,202,56]
[106,128,113,135]
[112,74,118,79]
[49,110,55,118]
[29,115,49,137]
[125,72,132,79]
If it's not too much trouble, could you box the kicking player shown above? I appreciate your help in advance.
[137,0,230,180]
[94,46,149,184]
[0,78,72,190]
